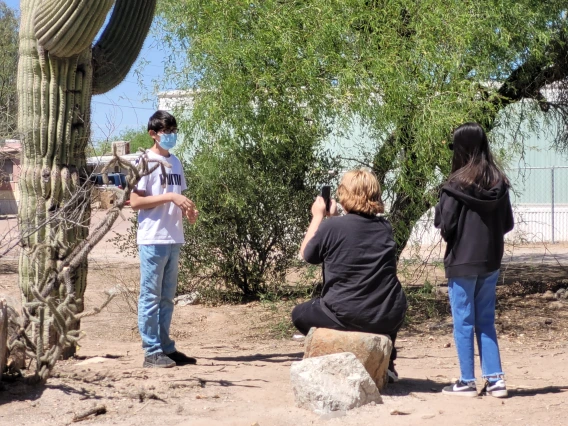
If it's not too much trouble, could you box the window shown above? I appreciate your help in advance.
[2,159,13,182]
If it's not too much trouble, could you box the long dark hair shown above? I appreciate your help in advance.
[448,122,509,190]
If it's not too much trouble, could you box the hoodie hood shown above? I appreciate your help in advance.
[442,179,509,214]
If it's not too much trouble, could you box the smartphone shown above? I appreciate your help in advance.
[320,185,331,212]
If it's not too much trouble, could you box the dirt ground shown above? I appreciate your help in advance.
[0,211,568,426]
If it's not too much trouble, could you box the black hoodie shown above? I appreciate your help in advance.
[434,179,514,278]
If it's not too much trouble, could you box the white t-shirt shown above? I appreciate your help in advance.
[135,150,187,245]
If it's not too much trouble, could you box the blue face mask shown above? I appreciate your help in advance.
[159,133,177,150]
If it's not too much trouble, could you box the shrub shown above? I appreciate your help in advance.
[177,135,338,301]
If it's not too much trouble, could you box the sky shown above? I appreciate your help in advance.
[5,0,164,143]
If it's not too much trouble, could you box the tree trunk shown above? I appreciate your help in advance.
[17,0,156,361]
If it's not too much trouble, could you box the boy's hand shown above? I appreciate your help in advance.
[185,208,199,225]
[170,193,198,224]
[171,193,195,211]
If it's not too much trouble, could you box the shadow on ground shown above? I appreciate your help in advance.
[509,385,568,397]
[0,380,120,405]
[382,377,446,397]
[202,352,304,364]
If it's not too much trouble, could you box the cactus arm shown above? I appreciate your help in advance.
[34,0,114,57]
[92,0,157,95]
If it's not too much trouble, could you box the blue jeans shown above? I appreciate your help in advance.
[138,244,182,356]
[448,270,504,382]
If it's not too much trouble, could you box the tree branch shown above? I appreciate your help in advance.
[493,28,568,109]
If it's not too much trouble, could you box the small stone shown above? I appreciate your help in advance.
[542,290,556,301]
[444,342,451,348]
[390,409,411,415]
[548,301,564,310]
[435,287,448,296]
[174,292,200,306]
[75,357,110,366]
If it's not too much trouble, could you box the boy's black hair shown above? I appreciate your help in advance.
[147,110,177,132]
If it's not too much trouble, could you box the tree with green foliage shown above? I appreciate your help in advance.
[159,0,568,261]
[149,2,346,298]
[113,126,153,153]
[0,1,18,138]
[87,127,152,157]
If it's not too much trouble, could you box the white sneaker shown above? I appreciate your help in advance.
[485,379,508,398]
[387,361,399,383]
[387,369,399,383]
[442,380,478,397]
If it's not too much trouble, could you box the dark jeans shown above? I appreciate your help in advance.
[292,298,399,361]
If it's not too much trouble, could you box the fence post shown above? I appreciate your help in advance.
[551,166,555,244]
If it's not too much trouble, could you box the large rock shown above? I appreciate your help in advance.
[304,328,392,390]
[290,352,382,414]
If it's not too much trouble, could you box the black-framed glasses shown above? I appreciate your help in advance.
[160,128,178,134]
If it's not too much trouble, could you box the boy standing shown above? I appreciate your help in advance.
[130,110,198,368]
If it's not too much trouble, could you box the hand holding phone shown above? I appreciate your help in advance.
[320,185,331,213]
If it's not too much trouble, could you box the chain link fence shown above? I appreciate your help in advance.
[405,166,568,250]
[508,166,568,243]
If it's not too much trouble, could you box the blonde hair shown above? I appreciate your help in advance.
[337,169,384,215]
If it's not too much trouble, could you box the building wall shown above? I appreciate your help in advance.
[0,141,21,215]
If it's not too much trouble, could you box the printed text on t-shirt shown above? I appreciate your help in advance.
[160,174,182,186]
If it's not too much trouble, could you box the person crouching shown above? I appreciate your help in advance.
[292,169,408,382]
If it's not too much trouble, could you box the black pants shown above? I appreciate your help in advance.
[292,298,399,361]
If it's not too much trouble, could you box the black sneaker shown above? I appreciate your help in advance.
[166,350,197,366]
[388,361,399,383]
[143,352,176,368]
[484,379,508,398]
[442,380,478,397]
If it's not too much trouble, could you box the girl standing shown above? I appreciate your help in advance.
[435,122,514,397]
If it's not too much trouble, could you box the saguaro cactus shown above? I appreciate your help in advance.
[17,0,156,354]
